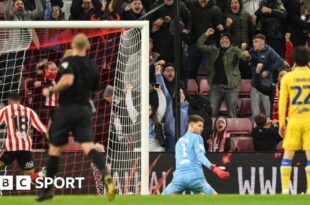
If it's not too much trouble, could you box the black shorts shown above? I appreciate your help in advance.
[0,151,34,170]
[49,104,93,146]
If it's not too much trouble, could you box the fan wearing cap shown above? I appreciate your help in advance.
[206,117,231,152]
[196,28,250,118]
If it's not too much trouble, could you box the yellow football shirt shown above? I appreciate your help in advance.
[279,66,310,126]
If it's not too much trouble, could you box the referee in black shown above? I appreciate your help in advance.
[37,33,115,201]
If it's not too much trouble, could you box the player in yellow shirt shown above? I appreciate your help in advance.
[279,46,310,194]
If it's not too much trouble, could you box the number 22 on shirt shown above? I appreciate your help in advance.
[290,85,310,105]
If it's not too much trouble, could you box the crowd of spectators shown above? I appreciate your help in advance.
[0,0,309,152]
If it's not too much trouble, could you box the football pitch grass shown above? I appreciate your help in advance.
[1,195,310,205]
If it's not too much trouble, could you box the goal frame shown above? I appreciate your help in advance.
[0,21,150,195]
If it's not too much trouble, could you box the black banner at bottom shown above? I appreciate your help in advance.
[148,152,308,194]
[2,152,308,195]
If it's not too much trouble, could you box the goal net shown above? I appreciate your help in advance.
[0,21,149,196]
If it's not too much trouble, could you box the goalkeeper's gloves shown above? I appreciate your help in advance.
[210,164,230,180]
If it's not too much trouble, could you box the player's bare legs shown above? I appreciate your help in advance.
[81,142,116,201]
[23,169,35,177]
[49,144,64,156]
[305,150,310,194]
[280,150,295,194]
[0,161,5,170]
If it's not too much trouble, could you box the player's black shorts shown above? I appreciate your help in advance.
[49,104,93,146]
[0,151,34,170]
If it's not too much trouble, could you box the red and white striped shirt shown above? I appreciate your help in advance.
[0,104,47,151]
[45,81,59,107]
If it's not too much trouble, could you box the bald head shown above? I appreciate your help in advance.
[72,34,89,51]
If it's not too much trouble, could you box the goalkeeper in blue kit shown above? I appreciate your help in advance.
[163,115,230,195]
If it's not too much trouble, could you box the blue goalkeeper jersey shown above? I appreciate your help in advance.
[174,131,212,176]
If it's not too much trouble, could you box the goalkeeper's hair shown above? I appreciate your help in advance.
[188,115,204,124]
[72,33,89,51]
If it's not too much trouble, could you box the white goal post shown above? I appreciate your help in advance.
[0,21,149,195]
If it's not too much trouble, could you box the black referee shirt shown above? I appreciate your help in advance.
[57,56,100,106]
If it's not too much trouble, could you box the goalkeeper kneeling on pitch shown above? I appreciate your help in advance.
[162,115,230,195]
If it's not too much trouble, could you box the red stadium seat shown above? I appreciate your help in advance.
[235,136,254,152]
[219,101,227,114]
[230,138,237,152]
[276,141,284,151]
[226,118,252,136]
[237,98,252,117]
[199,79,211,95]
[187,79,198,95]
[238,79,251,97]
[0,3,4,20]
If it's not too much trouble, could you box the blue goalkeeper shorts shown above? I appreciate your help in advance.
[162,172,216,195]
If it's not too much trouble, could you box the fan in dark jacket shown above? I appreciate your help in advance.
[185,0,224,79]
[224,0,256,48]
[282,0,310,47]
[189,93,213,145]
[251,114,282,151]
[122,0,145,20]
[254,65,290,121]
[254,0,287,56]
[149,0,192,62]
[70,0,101,20]
[224,0,256,78]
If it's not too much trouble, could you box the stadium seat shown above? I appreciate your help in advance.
[238,79,251,97]
[187,79,198,95]
[199,79,211,95]
[237,98,252,117]
[276,141,283,151]
[219,101,227,114]
[226,118,252,136]
[0,3,4,20]
[230,138,237,152]
[235,136,254,152]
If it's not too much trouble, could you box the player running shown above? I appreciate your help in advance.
[279,46,310,194]
[163,115,230,195]
[0,92,47,181]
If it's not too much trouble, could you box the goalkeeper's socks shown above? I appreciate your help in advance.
[45,156,59,190]
[305,160,310,194]
[88,149,105,174]
[280,158,292,194]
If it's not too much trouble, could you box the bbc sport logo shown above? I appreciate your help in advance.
[0,176,85,190]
